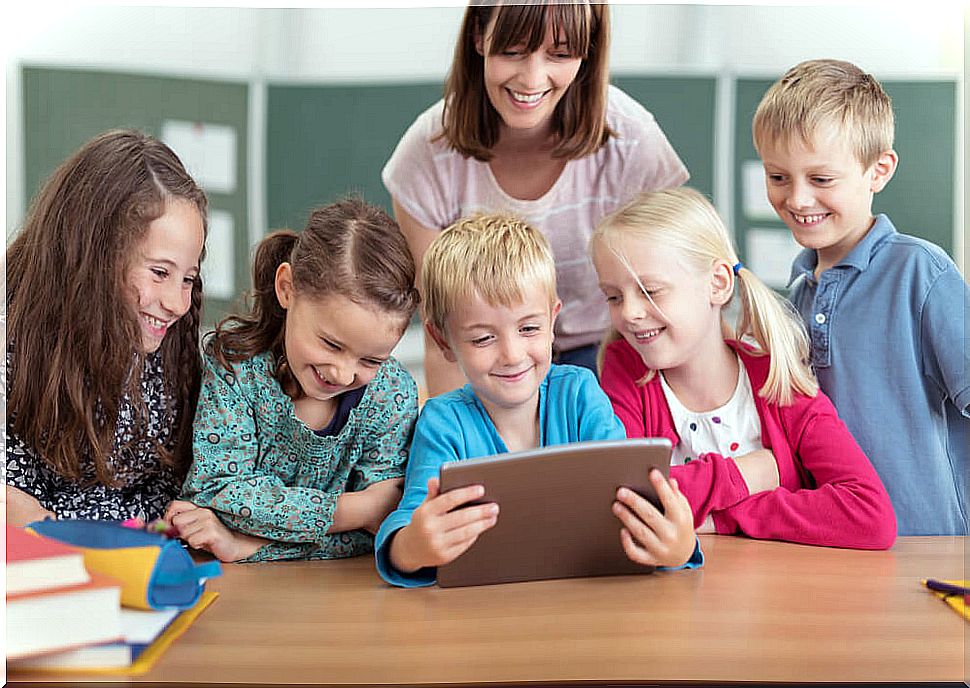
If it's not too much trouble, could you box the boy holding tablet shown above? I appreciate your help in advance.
[375,214,702,587]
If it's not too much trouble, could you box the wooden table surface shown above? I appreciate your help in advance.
[9,535,967,685]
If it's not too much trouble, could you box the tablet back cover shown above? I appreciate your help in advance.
[437,438,671,588]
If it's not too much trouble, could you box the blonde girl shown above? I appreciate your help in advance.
[167,197,421,563]
[590,187,896,549]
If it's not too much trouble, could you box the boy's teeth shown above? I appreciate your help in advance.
[511,90,544,103]
[794,213,826,224]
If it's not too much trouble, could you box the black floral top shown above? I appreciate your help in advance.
[4,349,182,521]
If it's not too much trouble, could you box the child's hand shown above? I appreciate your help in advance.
[389,477,499,574]
[357,478,405,534]
[613,469,696,569]
[4,485,56,527]
[733,448,780,495]
[165,501,266,562]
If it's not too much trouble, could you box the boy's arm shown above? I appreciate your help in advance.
[920,265,970,416]
[712,392,897,550]
[182,355,366,551]
[375,401,465,587]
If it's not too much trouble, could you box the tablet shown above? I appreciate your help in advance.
[436,438,672,588]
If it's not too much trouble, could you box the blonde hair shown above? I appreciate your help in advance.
[590,187,817,406]
[440,0,613,162]
[421,213,557,335]
[752,58,894,168]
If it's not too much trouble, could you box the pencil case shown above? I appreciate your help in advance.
[26,519,221,611]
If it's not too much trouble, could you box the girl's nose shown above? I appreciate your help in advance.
[162,281,190,317]
[331,360,355,388]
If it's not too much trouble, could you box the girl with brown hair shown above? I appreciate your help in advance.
[383,0,688,396]
[166,197,422,563]
[6,128,208,525]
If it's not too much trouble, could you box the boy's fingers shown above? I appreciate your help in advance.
[613,500,665,552]
[620,527,659,567]
[431,483,487,514]
[653,471,693,525]
[441,502,498,532]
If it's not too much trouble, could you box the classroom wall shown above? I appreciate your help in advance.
[6,3,964,245]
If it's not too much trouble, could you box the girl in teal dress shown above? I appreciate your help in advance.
[168,197,421,562]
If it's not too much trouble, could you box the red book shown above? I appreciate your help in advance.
[6,524,90,595]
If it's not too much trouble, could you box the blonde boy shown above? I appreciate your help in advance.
[753,58,969,535]
[375,214,700,587]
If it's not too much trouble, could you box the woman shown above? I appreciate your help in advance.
[383,1,688,394]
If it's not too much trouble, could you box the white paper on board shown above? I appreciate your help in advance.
[161,120,237,195]
[745,228,803,289]
[201,209,236,301]
[741,159,776,221]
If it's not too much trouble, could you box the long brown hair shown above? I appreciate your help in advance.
[440,0,613,161]
[6,129,208,484]
[209,196,420,398]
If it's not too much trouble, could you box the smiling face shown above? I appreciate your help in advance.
[759,126,896,272]
[275,265,406,404]
[477,15,583,136]
[124,198,205,353]
[593,234,726,377]
[434,289,560,421]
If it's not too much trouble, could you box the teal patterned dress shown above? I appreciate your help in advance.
[181,350,418,562]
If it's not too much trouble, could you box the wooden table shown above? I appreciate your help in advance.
[9,536,967,685]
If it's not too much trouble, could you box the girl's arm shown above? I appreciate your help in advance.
[392,198,467,397]
[712,392,897,550]
[600,343,753,526]
[335,359,419,535]
[5,485,55,526]
[181,355,371,557]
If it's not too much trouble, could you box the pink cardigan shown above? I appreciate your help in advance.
[601,338,896,549]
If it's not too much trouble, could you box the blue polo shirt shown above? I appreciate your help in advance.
[788,214,970,535]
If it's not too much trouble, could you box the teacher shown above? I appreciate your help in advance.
[383,1,688,395]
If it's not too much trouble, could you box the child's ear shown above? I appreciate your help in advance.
[425,321,457,363]
[869,149,898,193]
[274,263,294,310]
[710,261,733,306]
[550,299,563,324]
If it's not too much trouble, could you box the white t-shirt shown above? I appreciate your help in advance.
[659,358,764,533]
[382,85,689,351]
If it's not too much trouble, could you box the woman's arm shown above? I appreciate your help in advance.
[392,197,467,397]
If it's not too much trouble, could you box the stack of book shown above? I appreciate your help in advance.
[6,523,219,674]
[6,524,123,660]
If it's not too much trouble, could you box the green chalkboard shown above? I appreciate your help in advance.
[21,66,250,325]
[733,77,957,275]
[265,76,717,232]
[612,75,717,199]
[266,82,443,231]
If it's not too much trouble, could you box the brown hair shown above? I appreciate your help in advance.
[440,0,613,161]
[209,196,420,398]
[752,58,895,168]
[6,128,208,484]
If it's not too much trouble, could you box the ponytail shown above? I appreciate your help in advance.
[592,187,818,406]
[730,267,817,406]
[208,230,298,393]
